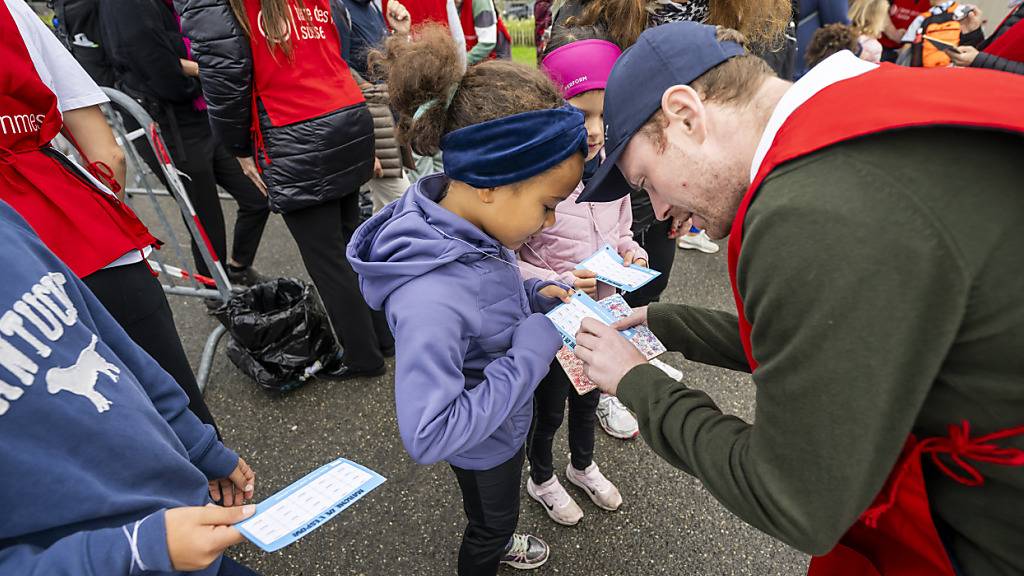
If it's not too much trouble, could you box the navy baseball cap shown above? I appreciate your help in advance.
[579,22,746,203]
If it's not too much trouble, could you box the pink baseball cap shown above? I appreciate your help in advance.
[541,39,622,100]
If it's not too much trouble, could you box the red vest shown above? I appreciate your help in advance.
[382,0,450,29]
[243,0,363,129]
[880,0,931,49]
[0,3,156,278]
[728,63,1024,576]
[984,7,1024,62]
[459,0,510,58]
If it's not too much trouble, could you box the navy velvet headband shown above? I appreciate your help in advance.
[440,104,588,188]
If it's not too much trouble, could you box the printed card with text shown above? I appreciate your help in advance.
[553,294,667,394]
[577,244,661,292]
[235,458,385,552]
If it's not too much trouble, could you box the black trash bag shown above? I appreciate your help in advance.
[219,278,339,392]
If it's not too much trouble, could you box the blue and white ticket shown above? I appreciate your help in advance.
[235,458,385,552]
[577,244,661,292]
[546,292,636,349]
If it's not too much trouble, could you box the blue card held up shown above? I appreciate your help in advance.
[576,244,660,292]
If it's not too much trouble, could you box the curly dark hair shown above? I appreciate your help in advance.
[371,25,565,156]
[805,24,860,70]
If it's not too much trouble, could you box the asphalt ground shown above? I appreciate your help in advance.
[150,196,809,576]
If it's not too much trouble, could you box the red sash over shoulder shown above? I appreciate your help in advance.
[727,63,1024,576]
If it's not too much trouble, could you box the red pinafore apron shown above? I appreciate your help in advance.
[459,0,511,60]
[727,64,1024,576]
[0,3,156,279]
[983,7,1024,63]
[241,0,365,165]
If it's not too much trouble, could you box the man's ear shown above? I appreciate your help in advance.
[661,85,707,146]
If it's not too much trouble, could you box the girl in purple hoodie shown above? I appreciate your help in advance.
[347,25,587,576]
[517,27,644,528]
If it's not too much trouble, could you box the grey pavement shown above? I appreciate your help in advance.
[158,200,809,576]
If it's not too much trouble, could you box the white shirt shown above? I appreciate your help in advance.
[6,0,107,112]
[6,0,150,268]
[750,51,878,183]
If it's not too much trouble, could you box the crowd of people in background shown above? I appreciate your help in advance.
[1,0,1023,574]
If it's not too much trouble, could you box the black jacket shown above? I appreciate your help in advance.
[98,0,203,116]
[175,0,374,213]
[972,4,1024,75]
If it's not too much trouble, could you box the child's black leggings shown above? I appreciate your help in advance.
[450,448,524,576]
[528,361,600,484]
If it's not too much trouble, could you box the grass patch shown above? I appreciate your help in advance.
[511,44,537,67]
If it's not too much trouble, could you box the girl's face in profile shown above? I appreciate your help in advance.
[478,153,585,250]
[569,89,606,161]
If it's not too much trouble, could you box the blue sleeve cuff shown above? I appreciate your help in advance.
[131,509,174,574]
[189,428,240,480]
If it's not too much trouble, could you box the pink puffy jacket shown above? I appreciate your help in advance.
[517,183,647,301]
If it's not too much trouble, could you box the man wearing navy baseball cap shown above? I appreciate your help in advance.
[573,21,1024,576]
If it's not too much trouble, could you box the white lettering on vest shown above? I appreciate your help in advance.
[0,113,46,135]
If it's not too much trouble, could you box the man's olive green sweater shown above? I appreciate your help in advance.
[618,128,1024,575]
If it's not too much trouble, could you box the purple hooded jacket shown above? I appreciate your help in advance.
[347,174,564,470]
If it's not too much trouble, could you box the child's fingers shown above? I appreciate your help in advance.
[573,269,597,279]
[208,480,222,504]
[622,251,635,266]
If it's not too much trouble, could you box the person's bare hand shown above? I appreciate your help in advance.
[180,58,200,77]
[612,307,648,331]
[237,156,267,196]
[960,5,984,34]
[571,269,598,296]
[951,45,979,67]
[208,457,255,507]
[573,318,645,396]
[539,284,573,303]
[387,0,412,35]
[165,504,255,571]
[374,156,384,178]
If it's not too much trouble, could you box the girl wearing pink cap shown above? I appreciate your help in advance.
[518,27,643,527]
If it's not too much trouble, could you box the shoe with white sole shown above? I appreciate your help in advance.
[566,462,623,511]
[650,357,683,381]
[678,229,720,254]
[527,475,583,526]
[597,393,639,439]
[500,533,550,570]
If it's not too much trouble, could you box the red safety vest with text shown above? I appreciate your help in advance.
[727,63,1024,576]
[0,2,157,279]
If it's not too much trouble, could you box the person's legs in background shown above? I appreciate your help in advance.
[339,191,395,353]
[527,366,584,526]
[677,223,721,254]
[281,196,389,375]
[83,262,220,432]
[624,218,675,308]
[210,142,271,285]
[369,171,410,213]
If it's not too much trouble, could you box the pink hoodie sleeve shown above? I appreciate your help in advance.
[614,196,648,263]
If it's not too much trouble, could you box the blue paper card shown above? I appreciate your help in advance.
[235,457,386,552]
[576,244,661,292]
[545,291,635,349]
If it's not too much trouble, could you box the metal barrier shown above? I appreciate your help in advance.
[99,87,235,392]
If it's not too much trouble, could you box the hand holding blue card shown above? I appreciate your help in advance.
[235,458,385,552]
[545,292,635,348]
[576,244,660,292]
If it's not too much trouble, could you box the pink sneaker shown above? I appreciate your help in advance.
[527,476,584,526]
[566,462,622,511]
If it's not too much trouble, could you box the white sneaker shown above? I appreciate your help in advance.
[596,393,639,439]
[527,475,583,526]
[678,229,720,254]
[650,358,683,381]
[565,462,623,511]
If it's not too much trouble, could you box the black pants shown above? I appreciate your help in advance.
[528,362,599,484]
[83,262,219,431]
[131,109,269,276]
[281,194,393,370]
[450,448,524,576]
[218,557,261,576]
[625,217,676,307]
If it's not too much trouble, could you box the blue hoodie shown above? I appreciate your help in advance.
[0,201,238,575]
[347,174,564,470]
